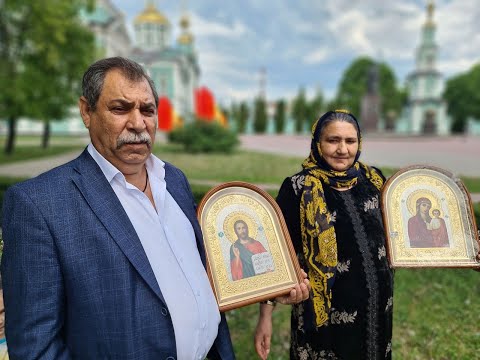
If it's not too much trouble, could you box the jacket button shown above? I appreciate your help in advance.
[165,357,175,360]
[161,307,168,316]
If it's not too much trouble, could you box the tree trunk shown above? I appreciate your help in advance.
[4,117,16,155]
[42,120,50,149]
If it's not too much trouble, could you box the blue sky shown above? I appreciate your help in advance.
[111,0,479,106]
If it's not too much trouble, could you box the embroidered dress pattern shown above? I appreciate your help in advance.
[343,191,380,359]
[336,260,351,273]
[280,171,394,360]
[330,309,357,324]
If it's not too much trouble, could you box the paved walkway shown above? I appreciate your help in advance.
[0,134,479,202]
[240,134,480,177]
[239,134,480,203]
[0,150,85,178]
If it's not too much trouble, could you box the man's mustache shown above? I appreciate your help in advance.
[117,132,152,148]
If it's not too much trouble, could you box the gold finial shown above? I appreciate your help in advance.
[180,14,190,29]
[177,15,194,44]
[178,0,194,45]
[427,1,434,17]
[178,32,194,45]
[426,1,435,26]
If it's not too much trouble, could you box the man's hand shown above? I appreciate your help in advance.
[233,245,240,259]
[275,269,310,305]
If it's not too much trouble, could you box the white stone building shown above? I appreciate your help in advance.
[396,1,451,135]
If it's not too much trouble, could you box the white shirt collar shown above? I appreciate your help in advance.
[87,143,166,185]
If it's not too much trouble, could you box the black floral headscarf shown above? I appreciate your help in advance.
[299,110,384,327]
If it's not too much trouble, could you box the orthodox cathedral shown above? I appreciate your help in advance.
[130,3,199,120]
[82,0,200,125]
[13,0,199,135]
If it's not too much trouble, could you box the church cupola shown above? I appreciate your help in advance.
[177,14,194,54]
[134,1,171,50]
[416,1,437,70]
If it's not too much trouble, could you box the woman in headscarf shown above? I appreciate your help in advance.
[254,110,394,359]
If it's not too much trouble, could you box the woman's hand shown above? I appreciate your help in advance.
[474,248,480,272]
[254,269,310,358]
[254,303,274,359]
[275,269,310,305]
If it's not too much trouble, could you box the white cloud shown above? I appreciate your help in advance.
[435,0,480,76]
[191,13,249,38]
[303,48,330,64]
[199,52,254,83]
[111,0,480,105]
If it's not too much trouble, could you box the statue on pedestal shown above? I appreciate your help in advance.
[360,63,381,132]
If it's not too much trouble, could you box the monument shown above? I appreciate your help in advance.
[360,62,381,132]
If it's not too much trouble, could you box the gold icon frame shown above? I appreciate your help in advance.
[382,165,479,268]
[197,181,302,311]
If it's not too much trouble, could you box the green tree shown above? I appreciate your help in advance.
[444,63,480,133]
[333,56,404,121]
[253,97,267,133]
[274,99,286,134]
[0,0,95,154]
[237,102,249,133]
[306,89,324,129]
[291,87,308,133]
[229,102,239,132]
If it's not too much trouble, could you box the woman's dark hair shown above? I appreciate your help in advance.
[81,56,159,111]
[309,110,362,168]
[316,111,360,140]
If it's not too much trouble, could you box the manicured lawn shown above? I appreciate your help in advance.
[225,268,480,360]
[461,176,480,193]
[392,268,480,359]
[0,145,84,164]
[153,144,304,185]
[0,135,86,164]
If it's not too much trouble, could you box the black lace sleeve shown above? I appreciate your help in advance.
[276,177,303,254]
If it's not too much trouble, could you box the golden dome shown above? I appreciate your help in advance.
[178,32,194,45]
[180,14,190,28]
[134,4,170,25]
[177,14,193,44]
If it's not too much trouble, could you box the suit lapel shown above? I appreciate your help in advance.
[71,150,166,304]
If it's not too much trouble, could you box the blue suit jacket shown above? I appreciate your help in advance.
[1,149,235,360]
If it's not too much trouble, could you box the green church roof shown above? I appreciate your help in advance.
[80,5,114,25]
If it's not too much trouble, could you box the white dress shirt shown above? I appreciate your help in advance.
[88,144,220,360]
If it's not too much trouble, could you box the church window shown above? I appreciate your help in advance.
[146,31,152,46]
[426,76,435,94]
[160,78,167,95]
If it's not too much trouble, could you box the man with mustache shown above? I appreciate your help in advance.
[2,57,309,359]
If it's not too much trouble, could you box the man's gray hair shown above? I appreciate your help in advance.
[81,57,159,111]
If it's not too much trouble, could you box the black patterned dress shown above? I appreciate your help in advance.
[277,171,394,360]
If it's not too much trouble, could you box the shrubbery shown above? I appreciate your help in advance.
[168,120,239,153]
